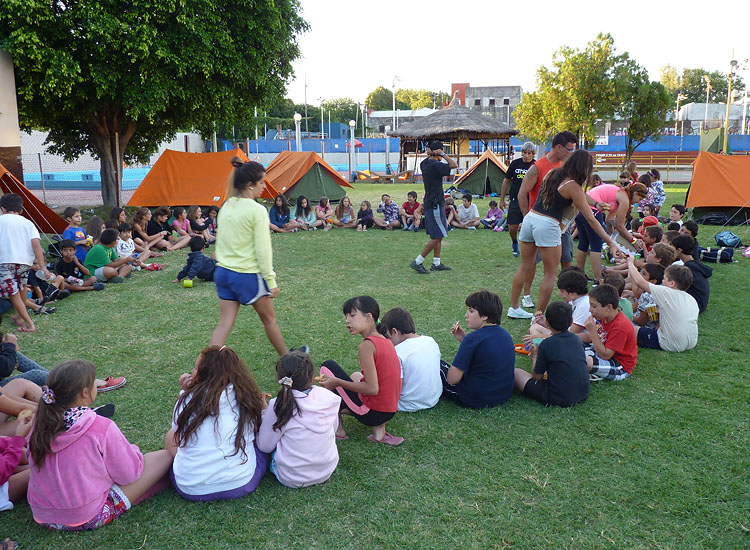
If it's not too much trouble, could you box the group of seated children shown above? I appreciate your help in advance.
[268,192,507,234]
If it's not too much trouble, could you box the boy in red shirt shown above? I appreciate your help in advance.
[399,191,421,231]
[583,284,637,381]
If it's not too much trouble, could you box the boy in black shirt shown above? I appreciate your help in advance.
[54,240,105,292]
[514,301,589,407]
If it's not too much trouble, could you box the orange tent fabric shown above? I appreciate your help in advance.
[687,152,750,208]
[0,162,68,234]
[127,149,279,207]
[264,151,353,195]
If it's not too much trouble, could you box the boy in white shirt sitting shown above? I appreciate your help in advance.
[451,194,481,230]
[379,307,442,412]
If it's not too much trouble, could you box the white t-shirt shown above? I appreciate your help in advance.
[172,385,257,495]
[456,203,479,224]
[649,283,698,352]
[0,213,40,265]
[395,335,442,412]
[570,295,590,332]
[116,238,135,258]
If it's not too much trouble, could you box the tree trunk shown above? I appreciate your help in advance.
[87,111,136,207]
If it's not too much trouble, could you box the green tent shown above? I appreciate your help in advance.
[454,149,508,195]
[264,151,354,205]
[699,128,723,153]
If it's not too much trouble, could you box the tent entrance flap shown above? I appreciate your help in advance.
[288,164,346,204]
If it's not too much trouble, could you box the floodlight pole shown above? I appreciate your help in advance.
[385,125,391,173]
[724,55,738,153]
[349,120,356,180]
[293,113,302,152]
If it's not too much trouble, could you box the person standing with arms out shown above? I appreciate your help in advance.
[509,131,578,318]
[410,140,458,274]
[501,141,536,258]
[210,158,288,356]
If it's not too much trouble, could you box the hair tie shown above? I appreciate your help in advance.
[219,345,226,352]
[41,385,56,404]
[278,376,293,388]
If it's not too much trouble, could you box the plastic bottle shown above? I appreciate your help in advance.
[36,270,56,283]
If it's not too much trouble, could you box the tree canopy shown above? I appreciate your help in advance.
[659,65,745,104]
[366,86,449,111]
[0,0,307,206]
[620,71,672,162]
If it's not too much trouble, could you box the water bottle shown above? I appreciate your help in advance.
[66,276,84,286]
[36,269,56,283]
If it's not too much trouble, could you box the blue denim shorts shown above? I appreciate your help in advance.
[214,267,270,305]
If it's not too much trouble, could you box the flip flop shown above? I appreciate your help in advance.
[335,434,349,441]
[366,432,403,446]
[10,316,23,329]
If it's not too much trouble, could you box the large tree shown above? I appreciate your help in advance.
[659,65,745,104]
[514,33,637,147]
[0,0,307,206]
[619,72,672,163]
[366,86,408,111]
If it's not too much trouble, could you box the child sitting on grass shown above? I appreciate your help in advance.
[166,346,267,501]
[628,258,698,352]
[257,350,341,488]
[399,191,421,231]
[173,237,217,284]
[442,290,515,408]
[603,272,633,321]
[61,207,92,263]
[451,193,481,230]
[115,224,153,269]
[28,360,171,530]
[319,296,403,446]
[355,201,374,231]
[54,240,105,292]
[515,301,589,407]
[83,229,134,283]
[0,410,33,511]
[631,263,664,330]
[480,200,505,231]
[528,267,591,343]
[671,234,711,314]
[583,284,637,381]
[315,197,334,231]
[379,307,442,412]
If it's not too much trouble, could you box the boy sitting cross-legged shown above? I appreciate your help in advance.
[83,229,134,283]
[515,301,590,407]
[583,284,637,381]
[627,257,698,352]
[54,240,105,292]
[528,267,591,343]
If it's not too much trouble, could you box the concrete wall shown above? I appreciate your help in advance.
[0,51,23,181]
[465,85,523,126]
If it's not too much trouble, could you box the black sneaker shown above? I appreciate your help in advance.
[430,263,452,271]
[409,260,429,274]
[292,345,310,354]
[93,403,115,418]
[57,289,72,300]
[41,285,59,304]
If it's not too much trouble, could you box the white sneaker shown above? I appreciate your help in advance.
[468,226,477,230]
[522,295,534,308]
[507,306,534,319]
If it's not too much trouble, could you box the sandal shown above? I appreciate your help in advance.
[2,539,18,550]
[33,306,56,315]
[335,433,349,441]
[366,432,403,446]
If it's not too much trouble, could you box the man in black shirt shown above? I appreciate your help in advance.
[410,140,457,274]
[500,142,536,258]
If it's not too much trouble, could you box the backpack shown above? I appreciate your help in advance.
[696,246,734,263]
[714,231,742,248]
[700,213,731,225]
[46,235,63,258]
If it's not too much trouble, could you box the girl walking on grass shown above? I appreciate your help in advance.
[319,296,403,446]
[166,346,268,501]
[209,158,288,354]
[28,360,172,531]
[257,350,341,488]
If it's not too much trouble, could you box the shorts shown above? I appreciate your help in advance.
[535,230,573,265]
[94,267,109,282]
[215,267,271,305]
[506,201,523,225]
[522,378,550,405]
[584,347,631,381]
[519,211,561,247]
[269,452,294,488]
[576,211,606,253]
[0,263,30,298]
[42,485,130,531]
[320,361,395,427]
[424,204,448,240]
[636,326,662,350]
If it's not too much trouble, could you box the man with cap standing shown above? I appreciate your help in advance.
[410,140,457,274]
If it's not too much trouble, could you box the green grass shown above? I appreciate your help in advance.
[2,184,748,549]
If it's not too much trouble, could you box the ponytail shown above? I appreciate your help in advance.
[627,182,649,206]
[29,360,96,468]
[227,157,265,197]
[272,351,314,431]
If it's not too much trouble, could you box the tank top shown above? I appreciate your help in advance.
[587,184,621,214]
[532,179,575,222]
[360,335,402,413]
[528,155,563,209]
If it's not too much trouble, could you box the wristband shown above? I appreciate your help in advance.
[630,237,638,245]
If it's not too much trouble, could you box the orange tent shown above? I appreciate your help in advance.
[0,162,67,234]
[686,152,750,222]
[264,151,353,204]
[127,149,279,207]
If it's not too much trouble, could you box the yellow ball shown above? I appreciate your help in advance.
[183,279,193,288]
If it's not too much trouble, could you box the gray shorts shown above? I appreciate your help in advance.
[520,211,561,247]
[534,230,573,265]
[94,267,109,282]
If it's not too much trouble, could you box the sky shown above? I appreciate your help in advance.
[285,0,750,106]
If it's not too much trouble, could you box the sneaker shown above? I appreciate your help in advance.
[93,403,115,417]
[512,242,520,257]
[468,226,477,230]
[589,373,603,382]
[93,282,105,291]
[430,263,452,271]
[507,306,534,319]
[522,295,534,308]
[109,276,125,284]
[409,260,429,274]
[292,345,310,354]
[57,289,72,300]
[98,376,126,392]
[41,285,59,304]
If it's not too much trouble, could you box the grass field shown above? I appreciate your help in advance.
[1,184,748,549]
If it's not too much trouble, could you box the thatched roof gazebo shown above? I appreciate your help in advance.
[390,99,518,175]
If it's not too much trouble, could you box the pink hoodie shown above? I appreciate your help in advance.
[28,408,144,526]
[257,386,340,488]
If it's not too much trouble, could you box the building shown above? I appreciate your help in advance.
[451,83,523,127]
[367,108,436,134]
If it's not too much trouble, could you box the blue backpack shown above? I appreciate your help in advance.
[714,231,742,248]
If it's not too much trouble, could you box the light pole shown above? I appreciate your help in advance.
[675,93,687,135]
[702,75,712,133]
[723,58,738,153]
[348,119,356,180]
[743,88,748,135]
[318,98,324,138]
[384,125,391,173]
[392,75,400,130]
[293,112,302,152]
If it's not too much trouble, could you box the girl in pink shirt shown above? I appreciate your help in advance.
[28,360,172,530]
